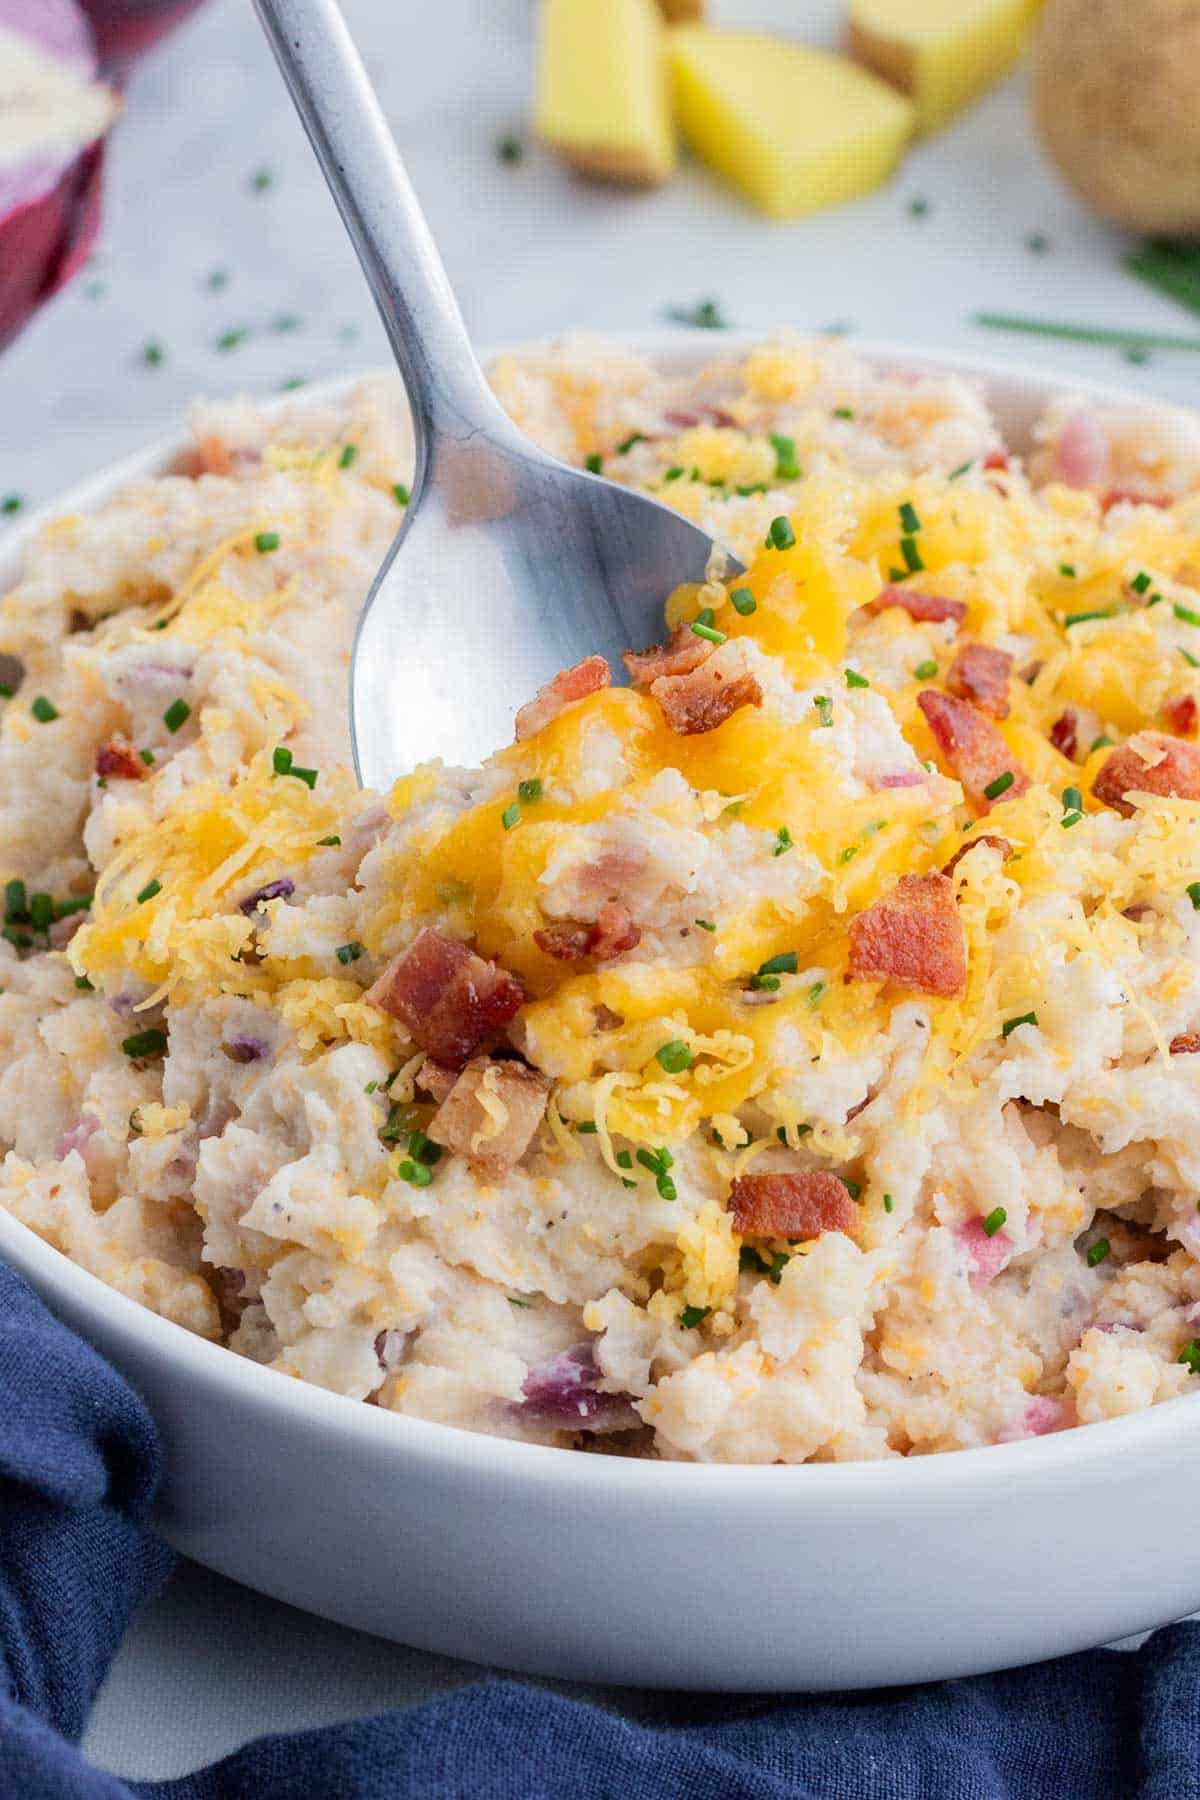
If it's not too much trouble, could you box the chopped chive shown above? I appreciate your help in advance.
[30,696,58,723]
[617,432,646,455]
[1175,603,1200,628]
[656,1039,693,1074]
[518,778,542,804]
[317,834,341,847]
[339,443,358,469]
[1061,811,1083,829]
[1086,1238,1111,1268]
[140,748,155,766]
[496,133,523,164]
[695,918,716,932]
[841,1176,861,1200]
[392,482,410,506]
[1179,1338,1200,1373]
[576,1120,598,1134]
[766,515,795,551]
[908,196,929,218]
[770,433,799,480]
[772,826,793,857]
[1059,563,1077,578]
[4,880,27,923]
[982,1206,1008,1237]
[616,1150,633,1169]
[751,974,781,992]
[0,685,12,699]
[74,974,94,990]
[735,483,766,496]
[501,802,521,830]
[1,494,23,515]
[1182,648,1200,669]
[1091,734,1113,752]
[584,453,603,475]
[141,340,165,368]
[679,1305,711,1329]
[216,327,247,352]
[136,879,161,904]
[162,697,190,733]
[1064,609,1114,628]
[28,893,52,932]
[272,746,293,775]
[122,1028,167,1059]
[1131,571,1152,595]
[883,1193,894,1213]
[846,669,870,688]
[249,166,273,192]
[364,1080,378,1095]
[1002,1011,1038,1038]
[806,981,826,1008]
[758,952,798,978]
[397,1158,433,1188]
[984,771,1015,800]
[813,695,834,728]
[54,895,92,918]
[834,407,855,421]
[662,466,685,484]
[838,845,858,865]
[1186,882,1200,910]
[254,531,280,554]
[914,659,939,681]
[665,298,727,330]
[948,461,974,481]
[289,765,318,789]
[900,535,924,574]
[691,621,726,645]
[899,501,921,535]
[335,941,364,965]
[1063,786,1082,813]
[730,587,757,616]
[508,1294,533,1309]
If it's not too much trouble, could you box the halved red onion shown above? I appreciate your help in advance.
[0,0,118,352]
[78,0,208,73]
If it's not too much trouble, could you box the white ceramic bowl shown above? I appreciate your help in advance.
[4,335,1199,1692]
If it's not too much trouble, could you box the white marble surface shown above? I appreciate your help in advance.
[1,0,1196,1779]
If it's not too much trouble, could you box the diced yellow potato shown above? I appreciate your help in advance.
[846,0,1036,136]
[667,30,914,221]
[535,0,676,186]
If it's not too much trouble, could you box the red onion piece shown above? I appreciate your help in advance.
[0,0,117,352]
[518,1344,640,1435]
[78,0,208,71]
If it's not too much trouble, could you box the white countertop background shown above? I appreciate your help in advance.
[0,0,1193,1777]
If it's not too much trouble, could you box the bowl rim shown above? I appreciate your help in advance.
[3,326,1199,1497]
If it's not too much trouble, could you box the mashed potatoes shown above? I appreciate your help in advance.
[5,334,1200,1463]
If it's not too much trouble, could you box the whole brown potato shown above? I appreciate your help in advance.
[1032,0,1200,235]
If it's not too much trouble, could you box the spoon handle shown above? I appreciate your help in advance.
[251,0,502,452]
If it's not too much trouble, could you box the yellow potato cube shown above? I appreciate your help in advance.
[667,30,914,221]
[847,0,1036,136]
[535,0,676,186]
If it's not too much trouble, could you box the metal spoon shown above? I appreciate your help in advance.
[252,0,739,789]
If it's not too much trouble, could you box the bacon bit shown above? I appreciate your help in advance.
[1092,734,1200,817]
[1100,488,1173,515]
[942,834,1013,879]
[862,584,967,627]
[574,848,647,899]
[1020,659,1044,686]
[651,663,762,737]
[367,928,525,1068]
[514,656,610,742]
[427,1055,551,1180]
[872,771,924,791]
[983,452,1010,473]
[729,1171,857,1241]
[1165,695,1199,738]
[848,872,967,1000]
[534,899,641,963]
[918,689,1031,814]
[1170,1034,1200,1057]
[195,434,235,476]
[663,405,737,430]
[957,1217,1013,1290]
[94,735,148,781]
[622,624,714,686]
[417,1058,459,1104]
[1049,710,1079,760]
[946,643,1013,719]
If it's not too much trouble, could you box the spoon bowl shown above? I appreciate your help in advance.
[253,0,737,789]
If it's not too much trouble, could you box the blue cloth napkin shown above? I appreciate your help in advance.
[3,1258,1199,1800]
